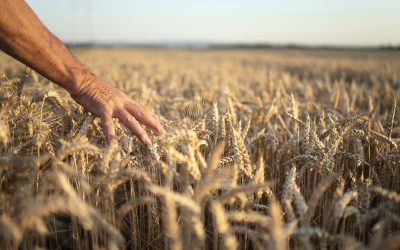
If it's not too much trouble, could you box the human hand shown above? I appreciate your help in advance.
[71,71,165,146]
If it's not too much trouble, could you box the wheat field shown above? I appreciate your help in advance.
[0,48,400,250]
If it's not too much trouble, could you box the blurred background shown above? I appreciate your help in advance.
[26,0,400,49]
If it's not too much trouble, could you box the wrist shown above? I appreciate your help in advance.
[65,67,96,98]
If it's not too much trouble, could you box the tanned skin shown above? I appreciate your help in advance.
[0,0,165,146]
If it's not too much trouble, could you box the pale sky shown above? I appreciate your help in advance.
[26,0,400,46]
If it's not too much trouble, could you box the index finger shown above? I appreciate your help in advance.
[100,114,116,144]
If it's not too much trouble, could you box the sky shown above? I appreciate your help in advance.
[26,0,400,46]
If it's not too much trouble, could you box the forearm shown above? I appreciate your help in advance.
[0,0,164,145]
[0,0,87,94]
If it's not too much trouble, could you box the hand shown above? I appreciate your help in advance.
[71,71,165,146]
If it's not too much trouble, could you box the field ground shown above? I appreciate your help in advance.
[1,49,400,249]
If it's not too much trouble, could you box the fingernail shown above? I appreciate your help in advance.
[108,136,117,145]
[144,137,152,146]
[160,128,166,135]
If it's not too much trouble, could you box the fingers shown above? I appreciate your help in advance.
[100,114,116,145]
[116,109,152,146]
[125,100,165,136]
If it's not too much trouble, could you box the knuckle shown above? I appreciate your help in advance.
[100,112,112,122]
[126,116,136,124]
[139,110,145,117]
[101,106,113,116]
[121,115,138,130]
[121,116,129,125]
[102,120,113,127]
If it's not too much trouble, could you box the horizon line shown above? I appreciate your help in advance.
[64,40,400,50]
